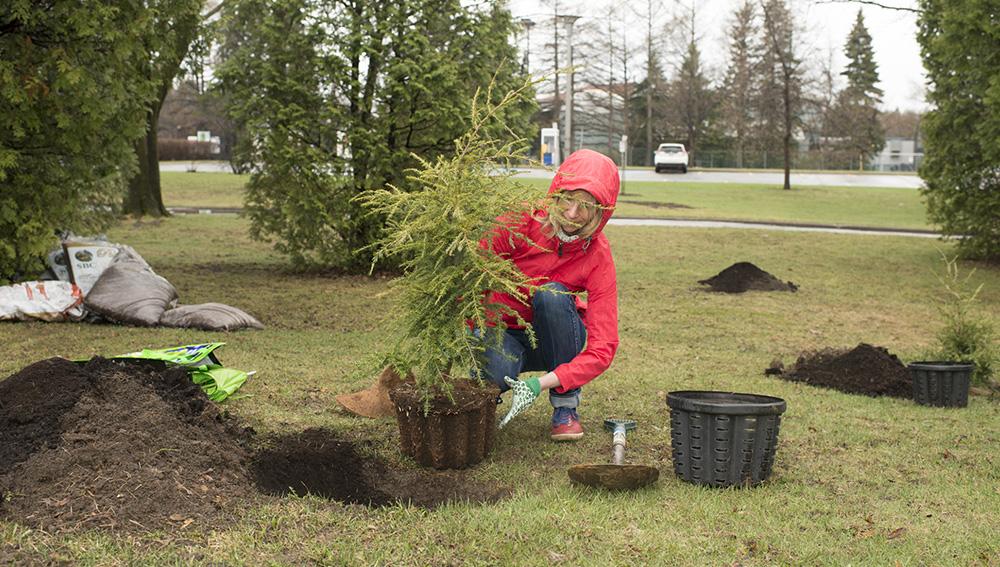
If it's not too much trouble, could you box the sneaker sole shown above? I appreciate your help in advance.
[550,432,584,441]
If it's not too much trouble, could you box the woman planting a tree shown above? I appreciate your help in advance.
[483,149,620,441]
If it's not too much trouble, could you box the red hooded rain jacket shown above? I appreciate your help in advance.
[483,149,620,393]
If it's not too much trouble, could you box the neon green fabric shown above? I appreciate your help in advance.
[190,366,249,402]
[105,343,250,402]
[114,343,226,366]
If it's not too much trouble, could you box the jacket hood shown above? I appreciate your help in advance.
[547,149,620,235]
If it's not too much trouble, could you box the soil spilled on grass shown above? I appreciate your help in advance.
[766,343,911,397]
[0,358,509,533]
[699,262,798,293]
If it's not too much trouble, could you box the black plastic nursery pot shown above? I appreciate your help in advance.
[666,391,786,488]
[909,361,974,408]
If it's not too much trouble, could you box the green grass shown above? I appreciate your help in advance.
[161,171,248,208]
[2,212,998,564]
[162,173,931,231]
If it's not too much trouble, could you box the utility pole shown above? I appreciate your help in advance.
[520,18,535,74]
[558,14,581,157]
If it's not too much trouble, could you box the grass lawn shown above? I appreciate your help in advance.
[2,210,998,564]
[162,173,932,230]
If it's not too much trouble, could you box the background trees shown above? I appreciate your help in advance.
[917,0,1000,260]
[0,1,153,282]
[217,0,535,270]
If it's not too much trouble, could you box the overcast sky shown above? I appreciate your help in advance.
[508,0,927,112]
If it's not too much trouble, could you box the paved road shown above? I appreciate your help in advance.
[161,161,922,189]
[513,167,923,189]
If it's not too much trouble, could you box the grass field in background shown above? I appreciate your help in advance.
[1,209,997,564]
[161,172,931,230]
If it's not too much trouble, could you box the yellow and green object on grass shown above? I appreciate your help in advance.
[108,342,252,402]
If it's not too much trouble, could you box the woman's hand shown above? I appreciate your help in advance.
[498,372,561,428]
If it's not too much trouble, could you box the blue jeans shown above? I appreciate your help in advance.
[478,282,585,409]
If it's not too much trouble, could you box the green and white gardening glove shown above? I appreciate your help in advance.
[498,376,541,429]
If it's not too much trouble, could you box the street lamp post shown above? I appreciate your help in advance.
[519,18,535,75]
[557,14,581,157]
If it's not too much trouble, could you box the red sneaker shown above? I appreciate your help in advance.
[551,407,584,441]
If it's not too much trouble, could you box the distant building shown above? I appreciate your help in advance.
[870,137,922,172]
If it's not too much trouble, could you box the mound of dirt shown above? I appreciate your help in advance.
[699,262,798,293]
[0,357,254,532]
[0,358,509,533]
[767,343,911,398]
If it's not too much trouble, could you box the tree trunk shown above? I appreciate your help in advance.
[782,74,792,190]
[125,105,169,217]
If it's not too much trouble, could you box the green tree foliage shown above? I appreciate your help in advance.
[217,0,535,271]
[0,1,153,282]
[357,82,542,403]
[828,10,884,168]
[918,0,1000,260]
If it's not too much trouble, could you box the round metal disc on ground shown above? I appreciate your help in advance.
[567,464,659,490]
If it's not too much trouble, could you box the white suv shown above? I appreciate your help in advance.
[654,143,689,174]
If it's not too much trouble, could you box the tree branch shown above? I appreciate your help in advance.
[811,1,922,14]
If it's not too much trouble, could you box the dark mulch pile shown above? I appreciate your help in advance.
[0,358,509,533]
[699,262,798,293]
[766,343,911,398]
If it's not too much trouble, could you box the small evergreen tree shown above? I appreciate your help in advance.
[917,0,1000,260]
[357,81,543,404]
[828,10,884,169]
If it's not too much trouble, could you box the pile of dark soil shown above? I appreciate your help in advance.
[699,262,798,293]
[766,343,911,398]
[0,357,254,532]
[0,358,509,533]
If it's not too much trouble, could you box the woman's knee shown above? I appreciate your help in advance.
[533,282,572,312]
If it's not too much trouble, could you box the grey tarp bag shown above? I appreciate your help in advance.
[159,303,264,331]
[83,249,179,326]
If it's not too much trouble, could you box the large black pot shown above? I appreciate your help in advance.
[909,361,974,408]
[666,391,786,488]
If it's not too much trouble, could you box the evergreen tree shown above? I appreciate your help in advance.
[719,0,761,168]
[918,0,1000,260]
[0,0,154,282]
[828,10,884,169]
[217,0,535,271]
[668,5,715,165]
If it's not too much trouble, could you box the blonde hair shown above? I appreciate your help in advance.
[537,191,603,239]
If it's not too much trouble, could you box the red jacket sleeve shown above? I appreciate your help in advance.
[552,246,619,391]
